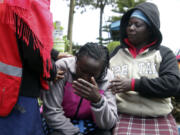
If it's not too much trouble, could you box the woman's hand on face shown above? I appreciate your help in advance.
[108,77,131,94]
[72,77,101,103]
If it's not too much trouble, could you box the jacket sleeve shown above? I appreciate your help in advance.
[135,46,180,98]
[17,35,57,81]
[91,70,118,130]
[42,60,79,135]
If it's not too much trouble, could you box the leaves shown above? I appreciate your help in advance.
[111,0,146,21]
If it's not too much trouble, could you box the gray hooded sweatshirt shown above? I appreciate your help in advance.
[42,57,118,135]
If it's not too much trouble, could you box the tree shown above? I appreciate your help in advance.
[111,0,146,21]
[76,0,116,45]
[67,0,75,53]
[65,0,116,46]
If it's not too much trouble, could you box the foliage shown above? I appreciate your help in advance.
[64,0,116,10]
[172,97,180,123]
[38,98,43,107]
[75,0,116,9]
[62,35,70,53]
[62,35,81,55]
[53,22,64,31]
[107,41,120,53]
[111,0,146,22]
[72,43,81,55]
[65,0,116,45]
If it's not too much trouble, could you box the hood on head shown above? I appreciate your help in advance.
[119,2,162,48]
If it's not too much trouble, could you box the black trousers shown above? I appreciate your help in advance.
[50,129,112,135]
[86,129,112,135]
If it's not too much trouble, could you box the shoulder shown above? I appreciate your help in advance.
[159,45,175,57]
[158,46,177,64]
[55,57,76,71]
[97,69,114,90]
[110,45,123,58]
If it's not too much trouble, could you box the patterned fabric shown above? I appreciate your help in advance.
[72,119,96,134]
[113,113,179,135]
[41,115,53,135]
[41,117,97,135]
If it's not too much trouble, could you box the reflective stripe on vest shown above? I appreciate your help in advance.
[0,62,22,77]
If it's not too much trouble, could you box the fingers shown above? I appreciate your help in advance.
[72,80,90,93]
[108,78,128,94]
[112,88,124,94]
[90,77,98,87]
[72,79,91,98]
[109,81,131,94]
[54,70,65,81]
[108,80,122,90]
[75,78,94,88]
[72,78,100,102]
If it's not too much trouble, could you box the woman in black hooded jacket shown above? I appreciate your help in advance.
[109,2,180,135]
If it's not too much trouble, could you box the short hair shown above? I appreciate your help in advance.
[76,42,109,81]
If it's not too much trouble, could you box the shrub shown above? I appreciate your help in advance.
[107,41,120,54]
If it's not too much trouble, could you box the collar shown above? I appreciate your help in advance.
[124,38,157,58]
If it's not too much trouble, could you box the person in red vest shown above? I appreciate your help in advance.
[0,0,70,135]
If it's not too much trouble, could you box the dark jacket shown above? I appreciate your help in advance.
[111,2,180,98]
[110,2,180,117]
[17,35,58,98]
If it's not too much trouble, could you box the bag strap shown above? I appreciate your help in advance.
[73,97,83,119]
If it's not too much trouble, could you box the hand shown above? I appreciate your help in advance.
[108,76,131,94]
[54,69,65,81]
[72,77,101,103]
[57,52,72,59]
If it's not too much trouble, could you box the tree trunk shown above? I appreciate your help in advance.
[67,0,75,53]
[99,3,104,45]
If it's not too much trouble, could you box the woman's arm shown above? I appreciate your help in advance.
[42,72,79,135]
[135,46,180,98]
[91,70,118,130]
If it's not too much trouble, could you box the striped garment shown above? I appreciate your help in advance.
[113,113,179,135]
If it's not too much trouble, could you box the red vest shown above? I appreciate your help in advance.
[0,23,22,116]
[0,0,53,116]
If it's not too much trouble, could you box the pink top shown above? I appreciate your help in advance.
[62,82,104,119]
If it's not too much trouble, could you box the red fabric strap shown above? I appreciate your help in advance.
[131,79,135,91]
